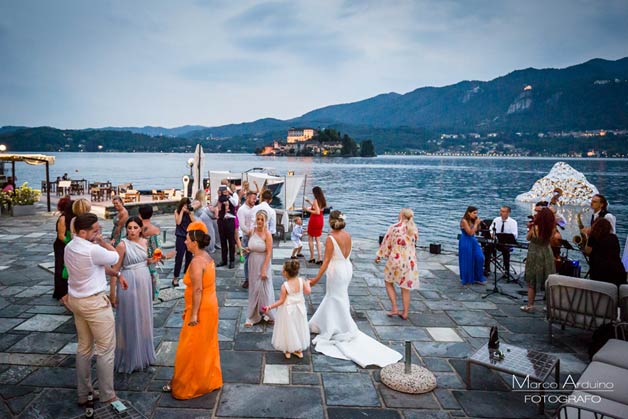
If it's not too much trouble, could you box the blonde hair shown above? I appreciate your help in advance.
[194,189,206,202]
[329,210,346,230]
[400,208,417,238]
[256,210,268,224]
[72,198,91,216]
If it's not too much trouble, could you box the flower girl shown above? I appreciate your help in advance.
[262,260,311,358]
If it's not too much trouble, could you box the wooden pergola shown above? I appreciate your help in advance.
[0,154,55,211]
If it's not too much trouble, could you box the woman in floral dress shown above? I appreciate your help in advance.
[375,208,419,320]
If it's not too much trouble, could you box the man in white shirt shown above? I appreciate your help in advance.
[484,206,518,279]
[254,190,276,235]
[237,191,257,288]
[64,213,128,407]
[588,194,616,234]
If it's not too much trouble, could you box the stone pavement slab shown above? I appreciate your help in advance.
[216,384,324,418]
[0,212,594,418]
[322,372,380,406]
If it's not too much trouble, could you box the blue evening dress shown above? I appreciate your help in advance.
[458,229,486,285]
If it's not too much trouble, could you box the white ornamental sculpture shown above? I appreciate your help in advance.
[515,162,598,206]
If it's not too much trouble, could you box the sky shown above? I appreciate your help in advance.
[1,0,627,129]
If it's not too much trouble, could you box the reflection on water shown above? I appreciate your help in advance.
[16,154,628,255]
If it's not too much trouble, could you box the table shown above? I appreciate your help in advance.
[467,343,560,413]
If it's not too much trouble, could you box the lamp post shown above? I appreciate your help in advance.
[187,158,194,177]
[0,144,6,152]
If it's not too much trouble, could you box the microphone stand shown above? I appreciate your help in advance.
[483,226,517,300]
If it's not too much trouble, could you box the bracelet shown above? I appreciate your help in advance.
[115,272,121,278]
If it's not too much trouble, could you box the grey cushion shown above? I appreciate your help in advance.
[563,390,628,419]
[546,274,619,330]
[577,362,628,405]
[592,339,628,370]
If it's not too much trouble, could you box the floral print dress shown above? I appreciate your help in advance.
[376,222,420,290]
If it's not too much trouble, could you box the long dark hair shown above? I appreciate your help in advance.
[534,207,555,244]
[313,186,326,209]
[176,197,191,213]
[590,218,612,242]
[463,206,478,223]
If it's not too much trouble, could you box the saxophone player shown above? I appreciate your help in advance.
[585,194,616,235]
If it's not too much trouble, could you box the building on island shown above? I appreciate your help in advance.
[258,128,351,156]
[286,128,316,144]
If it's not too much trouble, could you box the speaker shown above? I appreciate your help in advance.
[429,243,441,254]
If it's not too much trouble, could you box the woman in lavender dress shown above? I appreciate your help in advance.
[110,216,157,373]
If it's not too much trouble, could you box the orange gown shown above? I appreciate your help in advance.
[171,260,222,399]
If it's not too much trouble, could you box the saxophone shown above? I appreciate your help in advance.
[573,211,588,250]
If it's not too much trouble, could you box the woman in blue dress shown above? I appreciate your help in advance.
[458,206,486,286]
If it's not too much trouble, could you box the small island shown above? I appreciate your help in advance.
[255,128,376,157]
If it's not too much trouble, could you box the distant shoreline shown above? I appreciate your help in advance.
[16,150,625,159]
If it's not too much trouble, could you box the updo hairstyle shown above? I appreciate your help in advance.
[283,260,300,277]
[329,210,346,230]
[72,198,92,217]
[188,229,211,249]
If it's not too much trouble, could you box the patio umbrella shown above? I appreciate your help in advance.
[191,144,204,197]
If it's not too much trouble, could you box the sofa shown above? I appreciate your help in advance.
[553,337,628,419]
[545,274,620,341]
[620,285,628,322]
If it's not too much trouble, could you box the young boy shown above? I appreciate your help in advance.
[291,217,304,259]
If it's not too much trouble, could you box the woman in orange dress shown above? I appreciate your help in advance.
[163,221,222,399]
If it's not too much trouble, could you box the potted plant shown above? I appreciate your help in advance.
[2,183,41,216]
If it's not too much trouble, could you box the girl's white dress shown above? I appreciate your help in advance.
[271,278,310,353]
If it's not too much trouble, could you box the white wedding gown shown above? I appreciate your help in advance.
[309,236,402,368]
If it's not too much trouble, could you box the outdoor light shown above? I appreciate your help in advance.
[187,158,194,177]
[0,144,6,152]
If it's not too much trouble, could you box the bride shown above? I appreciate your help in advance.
[308,210,402,368]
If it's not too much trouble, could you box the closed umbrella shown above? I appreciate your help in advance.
[191,144,204,197]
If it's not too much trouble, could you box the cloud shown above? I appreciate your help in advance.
[0,0,627,128]
[178,58,278,82]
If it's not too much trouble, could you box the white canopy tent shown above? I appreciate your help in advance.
[0,153,55,211]
[207,170,306,233]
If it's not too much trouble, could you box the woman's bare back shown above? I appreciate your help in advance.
[330,230,352,259]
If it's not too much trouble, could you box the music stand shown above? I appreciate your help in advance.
[558,239,574,257]
[483,233,519,300]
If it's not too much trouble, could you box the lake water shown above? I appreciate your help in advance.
[12,153,628,255]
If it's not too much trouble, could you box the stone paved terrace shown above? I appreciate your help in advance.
[0,211,593,418]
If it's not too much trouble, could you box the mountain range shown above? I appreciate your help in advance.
[103,57,628,139]
[2,57,627,153]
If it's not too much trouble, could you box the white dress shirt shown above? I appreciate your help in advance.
[237,203,257,236]
[64,237,119,298]
[253,202,276,234]
[490,216,518,239]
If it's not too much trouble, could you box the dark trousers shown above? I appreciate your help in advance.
[483,244,511,276]
[218,218,236,264]
[174,235,192,278]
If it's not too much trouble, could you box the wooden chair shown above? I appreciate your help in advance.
[122,189,140,203]
[90,187,101,202]
[58,180,71,196]
[117,183,133,194]
[164,189,176,200]
[152,189,165,200]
